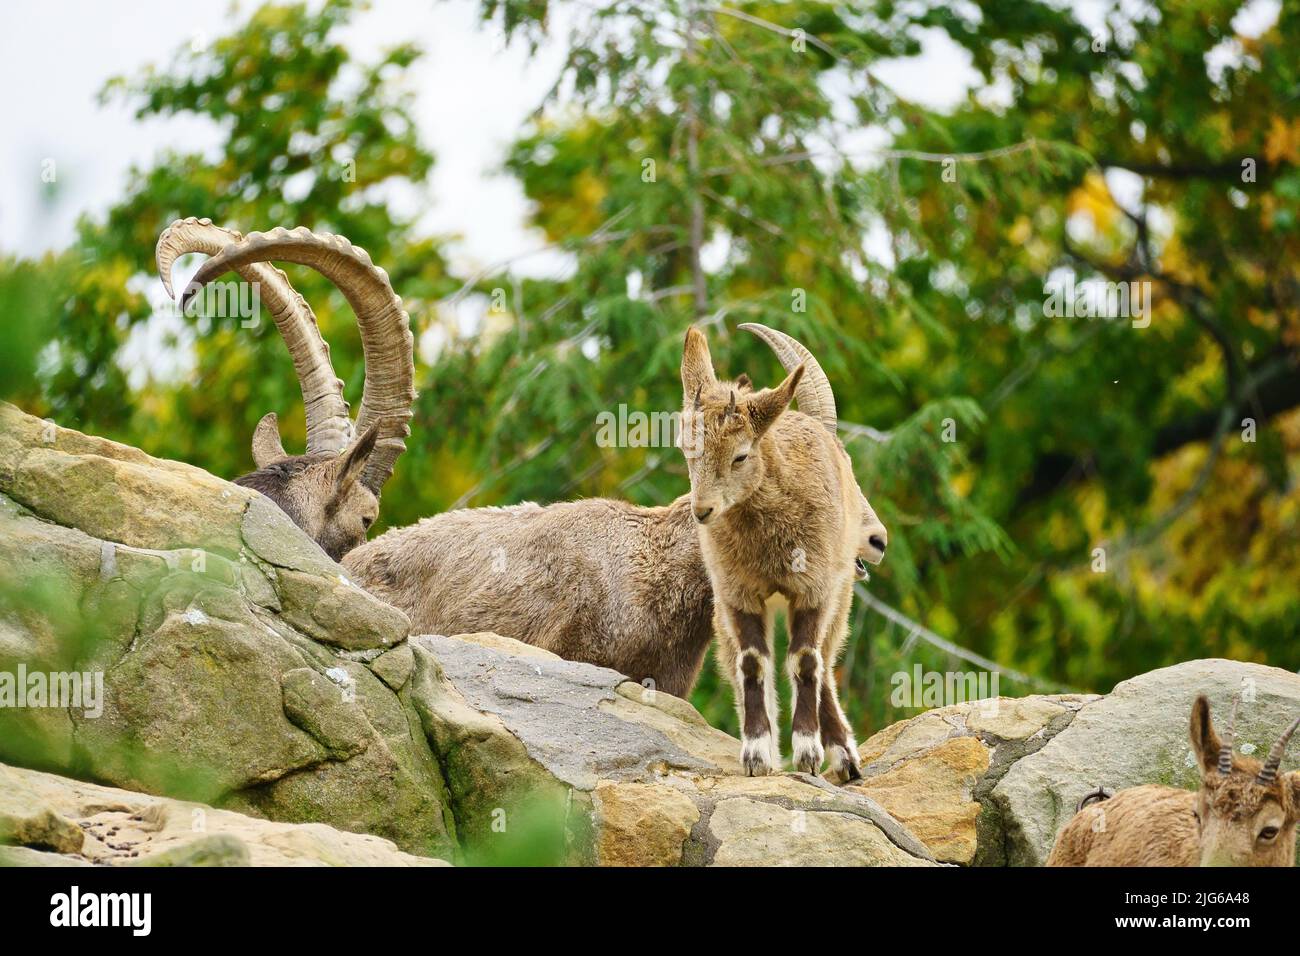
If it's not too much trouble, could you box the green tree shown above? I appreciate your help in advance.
[3,0,454,530]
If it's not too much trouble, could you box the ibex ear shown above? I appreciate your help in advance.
[334,423,379,496]
[1190,695,1222,774]
[747,363,804,438]
[681,326,717,400]
[252,412,288,469]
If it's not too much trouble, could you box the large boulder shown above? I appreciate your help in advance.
[0,762,443,866]
[989,659,1300,866]
[849,694,1096,864]
[0,403,454,860]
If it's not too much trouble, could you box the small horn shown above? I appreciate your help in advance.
[737,323,837,432]
[157,217,352,457]
[726,389,736,418]
[1218,693,1240,775]
[1258,713,1300,786]
[180,227,415,494]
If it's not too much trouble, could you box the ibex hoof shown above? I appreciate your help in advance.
[741,735,776,776]
[824,744,861,785]
[792,732,825,775]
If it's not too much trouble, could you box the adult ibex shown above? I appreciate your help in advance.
[1048,694,1300,866]
[157,219,415,559]
[681,324,877,780]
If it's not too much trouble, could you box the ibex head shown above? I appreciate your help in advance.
[678,323,888,559]
[236,413,381,560]
[679,325,803,525]
[157,220,415,561]
[1189,693,1300,867]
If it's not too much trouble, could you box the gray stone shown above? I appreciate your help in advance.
[991,659,1300,865]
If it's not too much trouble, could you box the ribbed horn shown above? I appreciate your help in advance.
[1218,693,1240,775]
[157,218,352,457]
[1257,713,1300,786]
[737,323,837,432]
[180,227,415,494]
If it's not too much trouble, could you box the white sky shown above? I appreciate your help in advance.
[0,0,989,280]
[0,0,1281,273]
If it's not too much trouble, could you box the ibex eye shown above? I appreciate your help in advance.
[1259,826,1279,841]
[733,454,748,465]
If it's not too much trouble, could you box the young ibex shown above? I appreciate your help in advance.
[156,219,416,560]
[680,324,875,780]
[1047,694,1300,867]
[342,326,887,720]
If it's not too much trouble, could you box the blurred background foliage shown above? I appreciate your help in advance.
[1,0,1297,738]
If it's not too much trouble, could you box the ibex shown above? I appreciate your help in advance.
[1047,694,1300,866]
[156,219,415,560]
[342,327,886,724]
[680,325,875,780]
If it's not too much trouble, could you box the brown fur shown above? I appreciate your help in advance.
[343,496,715,697]
[1047,695,1300,867]
[680,327,869,780]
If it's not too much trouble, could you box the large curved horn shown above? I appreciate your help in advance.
[737,323,837,432]
[180,227,415,494]
[157,218,352,457]
[1257,713,1300,786]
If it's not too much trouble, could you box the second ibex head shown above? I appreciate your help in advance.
[157,219,416,560]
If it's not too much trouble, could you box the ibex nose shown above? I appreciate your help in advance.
[694,507,714,524]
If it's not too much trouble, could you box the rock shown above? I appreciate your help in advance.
[277,568,409,651]
[409,632,936,866]
[594,782,699,866]
[851,694,1095,864]
[0,779,85,853]
[0,846,94,866]
[0,404,453,859]
[706,799,933,867]
[0,403,940,867]
[280,667,372,758]
[0,762,444,866]
[853,736,988,864]
[370,643,414,691]
[131,834,251,867]
[991,659,1300,866]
